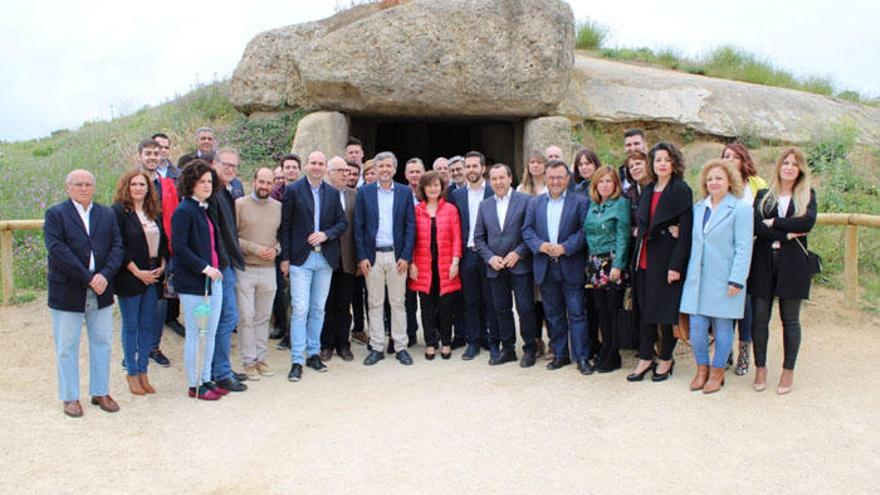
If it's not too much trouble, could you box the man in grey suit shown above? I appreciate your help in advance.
[473,164,538,367]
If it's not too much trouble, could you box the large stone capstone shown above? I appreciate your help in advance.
[230,0,575,117]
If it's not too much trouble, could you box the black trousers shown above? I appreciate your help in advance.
[272,258,290,333]
[405,289,419,340]
[635,270,676,361]
[534,301,546,340]
[752,296,802,370]
[419,288,459,348]
[351,276,366,333]
[592,286,623,366]
[321,271,355,352]
[585,288,601,358]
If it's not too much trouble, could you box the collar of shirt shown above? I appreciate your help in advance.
[468,180,485,193]
[548,190,566,202]
[378,181,394,193]
[308,178,323,192]
[494,189,511,203]
[72,200,92,217]
[192,196,209,209]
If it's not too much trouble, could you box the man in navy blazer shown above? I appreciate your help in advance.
[353,151,416,366]
[523,160,593,374]
[279,151,348,381]
[450,151,499,360]
[473,164,538,367]
[44,169,124,418]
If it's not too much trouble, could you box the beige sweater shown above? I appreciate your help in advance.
[235,194,282,267]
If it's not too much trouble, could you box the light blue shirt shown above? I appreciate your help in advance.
[376,182,395,248]
[546,191,566,244]
[309,179,322,233]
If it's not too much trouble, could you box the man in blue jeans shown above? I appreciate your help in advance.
[280,151,348,382]
[208,148,248,392]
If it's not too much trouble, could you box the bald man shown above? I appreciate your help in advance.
[44,170,124,417]
[545,145,564,163]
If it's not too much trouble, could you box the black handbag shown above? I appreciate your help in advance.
[615,286,639,350]
[795,238,823,276]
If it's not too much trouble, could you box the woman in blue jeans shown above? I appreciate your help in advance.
[680,159,753,394]
[112,170,167,396]
[171,160,225,401]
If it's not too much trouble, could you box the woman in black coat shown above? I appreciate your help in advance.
[749,147,816,395]
[627,142,693,382]
[112,170,167,396]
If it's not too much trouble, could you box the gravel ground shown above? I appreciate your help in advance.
[1,286,878,494]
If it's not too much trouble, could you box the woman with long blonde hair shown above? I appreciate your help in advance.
[749,147,816,395]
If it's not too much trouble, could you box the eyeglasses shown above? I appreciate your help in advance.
[219,161,239,170]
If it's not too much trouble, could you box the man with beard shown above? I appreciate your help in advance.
[235,168,282,380]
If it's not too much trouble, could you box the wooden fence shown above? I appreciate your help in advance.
[2,214,880,307]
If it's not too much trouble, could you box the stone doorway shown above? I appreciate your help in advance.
[349,117,524,184]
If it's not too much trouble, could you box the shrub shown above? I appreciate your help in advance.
[229,109,309,174]
[575,19,608,50]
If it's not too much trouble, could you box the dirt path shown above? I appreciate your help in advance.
[1,287,878,494]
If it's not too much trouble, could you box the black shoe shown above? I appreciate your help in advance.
[287,364,303,382]
[441,350,452,360]
[597,355,622,373]
[424,350,436,361]
[461,344,480,361]
[276,338,290,350]
[627,362,656,382]
[396,350,414,366]
[306,355,328,373]
[166,319,185,337]
[651,360,675,382]
[519,351,537,368]
[234,371,249,382]
[489,349,517,366]
[269,327,286,340]
[387,341,396,354]
[577,359,596,375]
[149,349,171,367]
[489,344,501,362]
[450,339,466,350]
[338,348,355,361]
[546,357,572,370]
[121,358,126,370]
[364,350,385,366]
[216,376,247,392]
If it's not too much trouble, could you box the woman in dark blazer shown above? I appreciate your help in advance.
[627,142,693,383]
[749,147,817,395]
[172,160,225,401]
[112,170,167,396]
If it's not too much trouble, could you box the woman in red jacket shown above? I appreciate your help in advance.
[409,171,462,360]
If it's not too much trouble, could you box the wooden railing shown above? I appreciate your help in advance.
[2,214,880,307]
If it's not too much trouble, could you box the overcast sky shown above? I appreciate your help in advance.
[2,0,877,141]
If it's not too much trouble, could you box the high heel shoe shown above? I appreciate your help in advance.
[651,359,675,382]
[626,361,655,382]
[440,346,452,360]
[753,366,768,392]
[425,347,436,361]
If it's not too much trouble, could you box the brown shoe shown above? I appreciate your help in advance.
[754,366,768,392]
[63,400,83,418]
[90,395,120,413]
[337,348,355,361]
[243,364,261,381]
[127,375,145,395]
[544,347,555,362]
[702,367,726,394]
[256,361,275,377]
[690,365,709,391]
[138,373,156,394]
[351,331,369,346]
[534,339,546,357]
[777,369,794,395]
[319,349,334,361]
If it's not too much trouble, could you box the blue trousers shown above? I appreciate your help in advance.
[540,263,589,362]
[459,250,498,345]
[211,267,238,382]
[181,279,223,387]
[488,271,537,352]
[289,252,334,364]
[50,291,113,401]
[118,285,159,375]
[689,314,734,368]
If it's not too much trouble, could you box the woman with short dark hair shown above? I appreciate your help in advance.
[572,148,602,194]
[627,142,693,383]
[112,170,167,395]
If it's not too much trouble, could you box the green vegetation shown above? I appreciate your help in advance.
[0,81,308,296]
[577,20,877,104]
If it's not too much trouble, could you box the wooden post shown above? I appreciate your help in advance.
[1,229,12,306]
[844,224,859,309]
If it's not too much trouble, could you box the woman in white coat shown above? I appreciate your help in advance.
[680,160,754,394]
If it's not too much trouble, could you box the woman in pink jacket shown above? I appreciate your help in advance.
[409,171,462,360]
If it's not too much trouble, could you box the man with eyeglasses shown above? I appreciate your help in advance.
[207,148,249,392]
[44,170,124,417]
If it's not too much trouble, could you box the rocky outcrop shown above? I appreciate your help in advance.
[560,55,880,145]
[291,111,349,160]
[230,0,575,118]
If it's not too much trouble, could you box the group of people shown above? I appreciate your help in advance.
[45,126,816,418]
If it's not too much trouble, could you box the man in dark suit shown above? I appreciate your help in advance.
[473,164,538,367]
[280,151,348,381]
[44,169,124,417]
[523,160,593,374]
[450,151,498,360]
[319,156,358,362]
[177,127,216,169]
[151,132,180,181]
[353,151,416,366]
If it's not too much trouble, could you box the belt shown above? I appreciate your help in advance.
[376,246,394,252]
[548,256,560,263]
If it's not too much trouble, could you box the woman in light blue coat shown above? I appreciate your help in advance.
[680,159,754,394]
